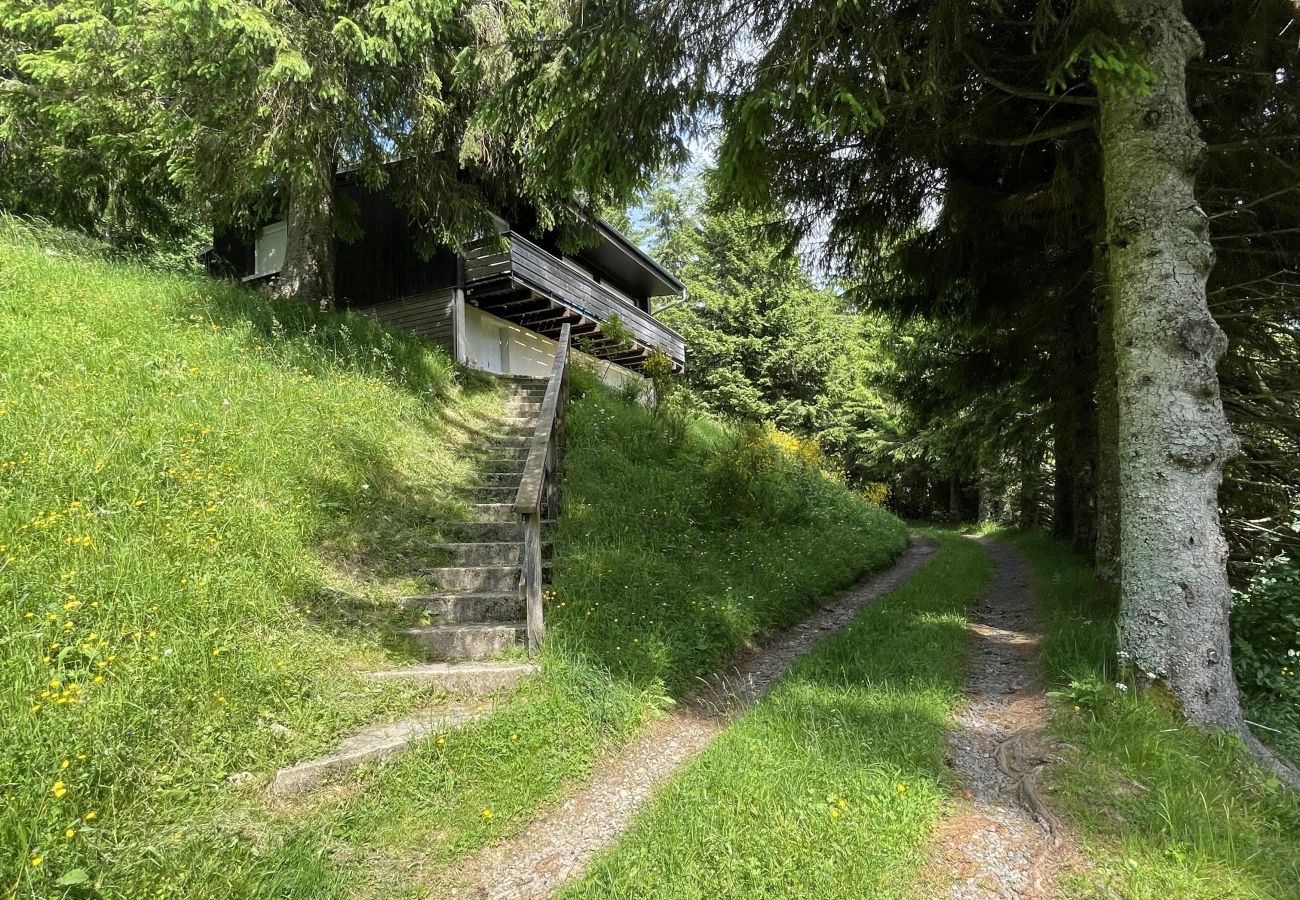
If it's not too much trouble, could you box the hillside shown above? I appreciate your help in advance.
[0,219,906,897]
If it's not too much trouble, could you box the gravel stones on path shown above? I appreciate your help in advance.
[932,538,1077,899]
[440,537,940,899]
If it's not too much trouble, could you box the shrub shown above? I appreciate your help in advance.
[1233,526,1300,708]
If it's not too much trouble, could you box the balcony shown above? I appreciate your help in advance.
[463,233,686,372]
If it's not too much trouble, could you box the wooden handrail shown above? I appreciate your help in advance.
[516,322,571,655]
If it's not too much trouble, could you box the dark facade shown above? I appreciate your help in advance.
[210,176,686,372]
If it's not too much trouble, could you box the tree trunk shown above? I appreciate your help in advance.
[1094,264,1122,599]
[1052,400,1076,542]
[948,473,962,523]
[1096,0,1242,728]
[274,140,336,307]
[1071,381,1098,557]
[1071,303,1100,557]
[978,467,997,523]
[1016,442,1043,531]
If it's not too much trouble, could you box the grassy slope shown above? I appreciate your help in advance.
[0,219,513,895]
[561,530,990,899]
[1005,532,1300,899]
[1,220,907,897]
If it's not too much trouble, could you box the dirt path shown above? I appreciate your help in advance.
[930,537,1075,899]
[436,538,939,899]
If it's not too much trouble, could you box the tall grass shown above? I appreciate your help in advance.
[548,368,908,694]
[0,215,509,895]
[1006,532,1300,899]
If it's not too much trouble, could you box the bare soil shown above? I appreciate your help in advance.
[928,537,1079,899]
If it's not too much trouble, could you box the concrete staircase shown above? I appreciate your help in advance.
[390,375,549,673]
[267,377,551,795]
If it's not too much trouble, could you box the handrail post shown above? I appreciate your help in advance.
[514,322,572,657]
[522,510,544,654]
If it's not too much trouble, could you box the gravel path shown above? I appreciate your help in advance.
[439,537,939,899]
[932,538,1074,899]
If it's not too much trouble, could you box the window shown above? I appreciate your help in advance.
[252,221,287,278]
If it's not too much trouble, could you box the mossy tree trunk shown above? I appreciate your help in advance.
[1096,0,1242,728]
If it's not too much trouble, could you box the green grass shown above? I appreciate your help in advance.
[559,530,990,899]
[0,218,907,897]
[547,369,908,693]
[0,216,514,895]
[1005,532,1300,899]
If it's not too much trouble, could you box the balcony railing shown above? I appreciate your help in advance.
[463,232,686,369]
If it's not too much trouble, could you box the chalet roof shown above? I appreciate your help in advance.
[580,215,685,299]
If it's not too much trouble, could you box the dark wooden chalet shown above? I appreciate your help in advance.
[210,177,686,380]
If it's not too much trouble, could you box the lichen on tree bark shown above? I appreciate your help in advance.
[1095,0,1244,729]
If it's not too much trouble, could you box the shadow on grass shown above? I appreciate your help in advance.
[195,281,501,406]
[177,284,534,656]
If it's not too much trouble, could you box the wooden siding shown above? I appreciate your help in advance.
[335,183,459,309]
[464,233,686,368]
[357,288,456,355]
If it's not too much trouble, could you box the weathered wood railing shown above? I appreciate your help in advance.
[464,233,687,369]
[514,322,571,655]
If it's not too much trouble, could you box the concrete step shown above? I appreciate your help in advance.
[465,485,516,502]
[480,470,525,487]
[487,435,532,450]
[495,416,539,428]
[403,623,526,659]
[483,429,533,442]
[472,503,518,523]
[429,542,527,566]
[366,661,538,695]
[423,565,521,592]
[482,446,529,464]
[268,704,487,795]
[401,591,524,623]
[436,521,554,542]
[503,400,543,414]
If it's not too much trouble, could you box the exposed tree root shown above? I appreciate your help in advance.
[1241,727,1300,793]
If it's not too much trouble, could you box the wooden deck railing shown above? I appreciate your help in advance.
[464,233,686,368]
[514,322,571,654]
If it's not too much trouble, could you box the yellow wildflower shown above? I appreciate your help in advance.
[52,780,67,798]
